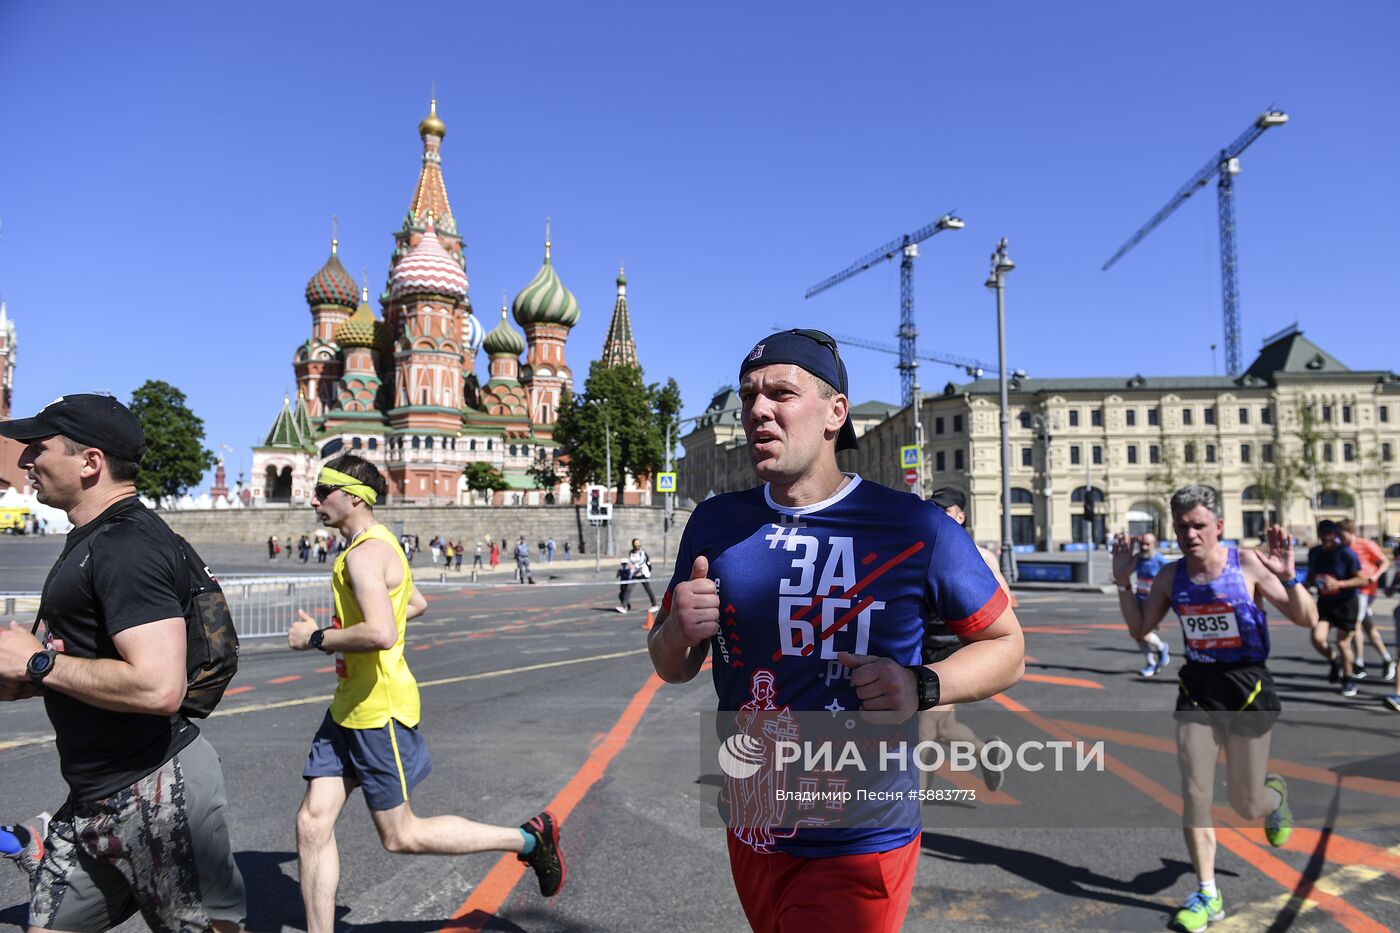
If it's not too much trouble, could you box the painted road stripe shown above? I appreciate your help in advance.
[1019,673,1104,689]
[267,675,302,684]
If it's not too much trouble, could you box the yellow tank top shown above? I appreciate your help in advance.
[328,523,421,729]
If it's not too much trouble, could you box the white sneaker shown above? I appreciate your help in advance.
[1139,660,1158,677]
[649,605,660,612]
[615,606,627,613]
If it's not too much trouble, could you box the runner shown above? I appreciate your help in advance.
[1386,571,1400,712]
[1112,484,1316,932]
[1337,519,1395,682]
[1305,519,1368,697]
[648,329,1024,932]
[1128,533,1172,676]
[288,455,562,933]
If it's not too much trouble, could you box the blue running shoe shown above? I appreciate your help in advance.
[1157,642,1171,671]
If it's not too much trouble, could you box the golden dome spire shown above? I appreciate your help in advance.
[419,93,446,138]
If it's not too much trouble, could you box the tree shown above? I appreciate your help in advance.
[461,462,508,493]
[527,457,559,492]
[1255,401,1384,526]
[129,380,215,507]
[553,363,682,498]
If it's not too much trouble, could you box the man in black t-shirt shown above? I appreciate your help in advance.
[1305,519,1368,697]
[0,394,245,932]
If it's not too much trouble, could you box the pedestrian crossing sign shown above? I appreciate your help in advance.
[656,472,677,493]
[900,445,921,469]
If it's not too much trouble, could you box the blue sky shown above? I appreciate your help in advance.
[1,2,1395,486]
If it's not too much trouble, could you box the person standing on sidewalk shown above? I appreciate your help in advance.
[514,536,536,584]
[288,455,562,933]
[0,394,246,931]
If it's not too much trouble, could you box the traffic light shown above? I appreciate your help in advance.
[1083,495,1096,522]
[588,487,602,519]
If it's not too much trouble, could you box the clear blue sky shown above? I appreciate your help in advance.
[1,2,1395,487]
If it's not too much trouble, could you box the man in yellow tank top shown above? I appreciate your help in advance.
[287,455,564,933]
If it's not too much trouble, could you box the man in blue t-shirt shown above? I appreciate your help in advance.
[647,329,1025,933]
[1305,519,1368,697]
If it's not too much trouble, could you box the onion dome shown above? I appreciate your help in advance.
[305,239,358,309]
[482,306,526,356]
[512,226,579,328]
[463,310,486,354]
[335,287,389,350]
[419,97,446,138]
[389,219,468,301]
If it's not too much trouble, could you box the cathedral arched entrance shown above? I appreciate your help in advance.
[265,465,293,503]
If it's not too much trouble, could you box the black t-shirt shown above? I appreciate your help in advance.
[39,497,197,800]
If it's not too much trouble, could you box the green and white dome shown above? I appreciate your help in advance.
[512,230,579,328]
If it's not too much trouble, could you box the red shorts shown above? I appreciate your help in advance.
[726,833,920,932]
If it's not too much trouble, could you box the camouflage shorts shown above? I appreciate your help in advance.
[28,735,246,933]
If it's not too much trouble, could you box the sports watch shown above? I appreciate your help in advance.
[27,649,58,686]
[308,628,327,652]
[906,665,942,711]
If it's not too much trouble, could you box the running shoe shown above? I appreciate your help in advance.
[1327,661,1340,683]
[1340,680,1358,698]
[1384,694,1400,712]
[1352,665,1367,680]
[1383,659,1397,682]
[1157,642,1171,671]
[981,736,1006,793]
[1,812,50,876]
[1139,658,1159,677]
[615,606,628,613]
[518,810,565,897]
[1173,889,1224,932]
[1264,774,1291,847]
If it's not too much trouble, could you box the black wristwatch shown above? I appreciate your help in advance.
[906,665,941,711]
[308,628,327,652]
[27,649,58,686]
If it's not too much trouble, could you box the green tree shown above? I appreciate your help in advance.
[1256,401,1382,524]
[461,461,508,493]
[129,380,215,507]
[527,457,559,491]
[553,363,682,497]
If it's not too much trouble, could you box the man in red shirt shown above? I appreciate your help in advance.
[1339,520,1395,683]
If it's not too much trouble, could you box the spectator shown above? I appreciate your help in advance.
[514,536,536,584]
[546,538,555,563]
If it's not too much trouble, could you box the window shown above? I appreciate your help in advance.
[1127,444,1138,465]
[1149,444,1160,464]
[953,415,964,433]
[1091,408,1103,427]
[1184,443,1196,463]
[1018,411,1031,429]
[351,436,362,449]
[1344,443,1354,462]
[486,439,493,450]
[936,451,946,471]
[368,438,378,450]
[1204,406,1216,426]
[1323,443,1334,463]
[1319,489,1352,508]
[1126,409,1136,427]
[1070,445,1081,465]
[1148,407,1160,427]
[1206,444,1216,463]
[1343,405,1352,423]
[1240,444,1251,464]
[1322,404,1333,422]
[1262,443,1274,463]
[509,444,517,456]
[1182,408,1193,426]
[1092,445,1103,465]
[1069,410,1080,427]
[1243,511,1265,540]
[1011,487,1034,504]
[411,436,421,450]
[1242,485,1263,502]
[954,449,964,470]
[1021,447,1033,467]
[1262,406,1273,425]
[935,417,945,435]
[1381,406,1390,423]
[469,439,477,451]
[1238,407,1249,425]
[1384,443,1393,462]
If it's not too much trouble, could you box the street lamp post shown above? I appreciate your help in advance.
[1029,414,1054,551]
[602,400,614,557]
[986,238,1016,581]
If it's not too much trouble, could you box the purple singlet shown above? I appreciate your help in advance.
[1169,548,1270,665]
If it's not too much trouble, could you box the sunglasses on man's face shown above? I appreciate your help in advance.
[314,483,350,500]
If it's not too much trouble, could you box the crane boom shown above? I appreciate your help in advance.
[1101,110,1286,273]
[805,212,961,298]
[773,324,997,376]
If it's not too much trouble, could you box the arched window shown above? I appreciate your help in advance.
[1010,487,1034,505]
[411,436,421,450]
[351,436,362,449]
[367,438,378,451]
[1387,483,1400,500]
[509,444,518,457]
[522,445,530,458]
[470,439,477,451]
[1070,486,1105,504]
[487,439,493,451]
[1242,485,1263,502]
[1318,489,1353,508]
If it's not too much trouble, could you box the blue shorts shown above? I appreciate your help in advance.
[303,711,432,810]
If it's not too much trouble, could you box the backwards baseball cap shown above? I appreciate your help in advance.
[0,393,147,462]
[739,329,859,451]
[929,486,966,511]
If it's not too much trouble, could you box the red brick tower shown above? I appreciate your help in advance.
[511,225,579,431]
[297,234,357,418]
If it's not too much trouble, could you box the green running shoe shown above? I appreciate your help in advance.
[1174,888,1224,931]
[1264,773,1292,847]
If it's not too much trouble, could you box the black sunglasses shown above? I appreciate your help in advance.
[314,483,351,500]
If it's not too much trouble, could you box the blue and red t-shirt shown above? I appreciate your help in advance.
[666,475,1008,856]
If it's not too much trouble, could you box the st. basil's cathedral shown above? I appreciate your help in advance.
[251,100,639,506]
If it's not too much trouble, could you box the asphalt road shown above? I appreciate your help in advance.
[1,577,1397,932]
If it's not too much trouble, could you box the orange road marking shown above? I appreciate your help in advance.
[224,686,256,696]
[314,665,336,673]
[443,670,667,930]
[267,675,302,685]
[1018,673,1103,690]
[991,693,1388,933]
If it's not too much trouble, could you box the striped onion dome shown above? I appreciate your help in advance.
[305,242,358,308]
[334,288,389,350]
[482,306,526,356]
[512,235,579,328]
[463,310,486,353]
[389,220,468,301]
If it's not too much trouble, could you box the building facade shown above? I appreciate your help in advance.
[0,301,25,491]
[683,329,1400,545]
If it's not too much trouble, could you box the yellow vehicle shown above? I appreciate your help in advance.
[0,506,31,534]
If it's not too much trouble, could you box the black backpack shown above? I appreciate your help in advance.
[175,536,240,718]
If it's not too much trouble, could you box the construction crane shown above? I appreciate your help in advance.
[1103,108,1288,376]
[805,212,964,405]
[774,324,997,378]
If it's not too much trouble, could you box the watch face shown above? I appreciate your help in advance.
[29,652,54,676]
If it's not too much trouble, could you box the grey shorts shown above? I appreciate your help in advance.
[27,734,246,932]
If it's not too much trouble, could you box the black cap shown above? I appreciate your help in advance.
[739,330,859,451]
[0,393,147,462]
[929,486,966,511]
[1317,519,1340,536]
